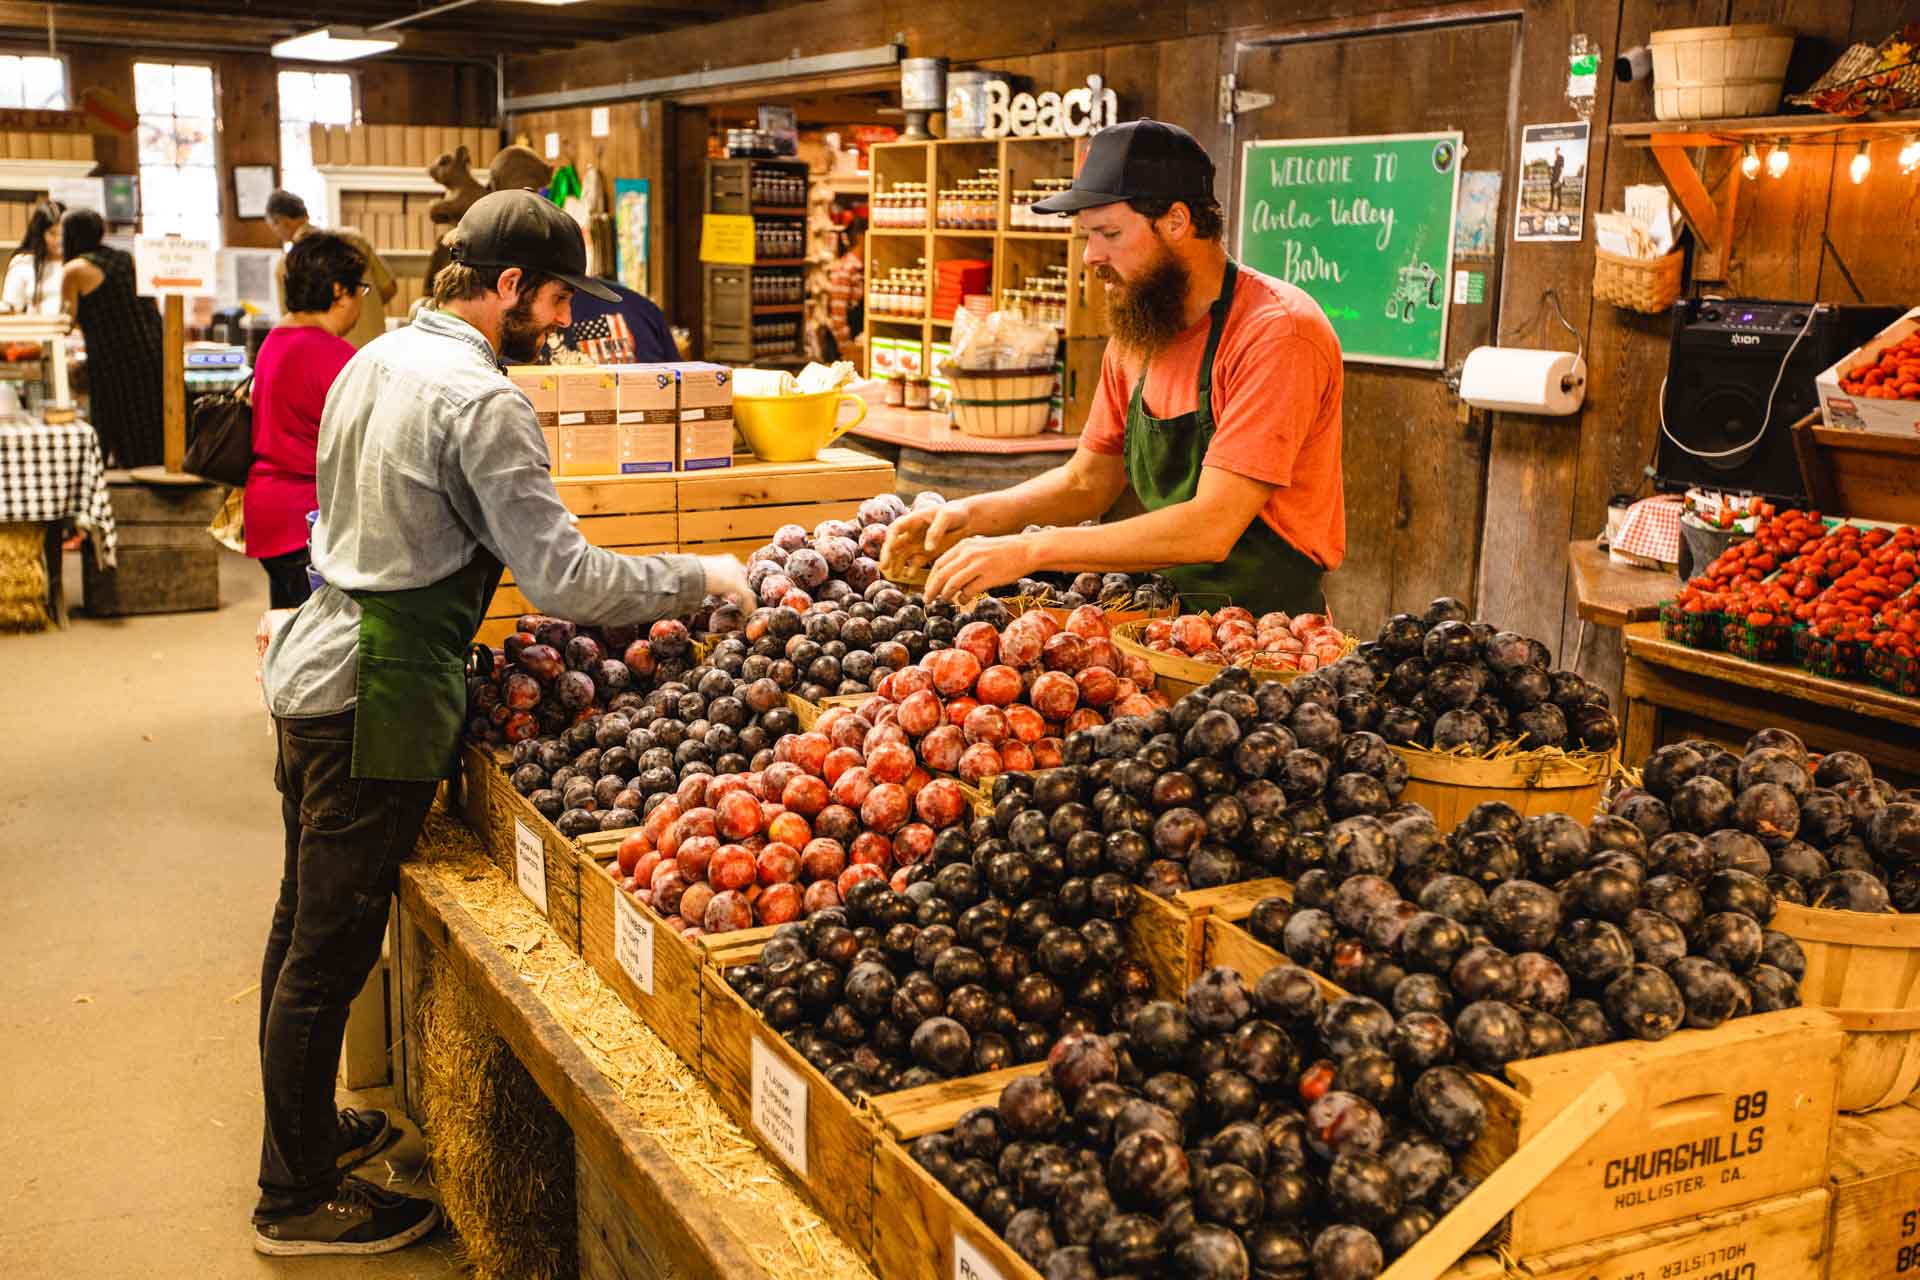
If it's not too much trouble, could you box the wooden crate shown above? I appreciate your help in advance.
[574,831,774,1069]
[1125,878,1292,998]
[675,449,893,550]
[1447,1189,1829,1280]
[1827,1100,1920,1278]
[455,742,582,951]
[1203,911,1841,1256]
[699,937,883,1257]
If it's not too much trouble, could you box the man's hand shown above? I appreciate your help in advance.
[882,500,975,565]
[699,554,753,613]
[924,534,1036,603]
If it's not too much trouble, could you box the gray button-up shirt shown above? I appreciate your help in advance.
[263,307,706,718]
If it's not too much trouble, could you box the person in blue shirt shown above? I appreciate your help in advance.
[557,278,677,363]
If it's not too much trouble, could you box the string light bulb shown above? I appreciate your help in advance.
[1740,142,1762,180]
[1850,141,1873,185]
[1900,135,1920,175]
[1766,141,1790,179]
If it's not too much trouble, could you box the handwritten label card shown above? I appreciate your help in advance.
[750,1037,808,1175]
[513,818,549,915]
[954,1233,1008,1280]
[613,890,655,995]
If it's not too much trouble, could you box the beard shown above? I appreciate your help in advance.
[499,290,551,363]
[1099,241,1191,357]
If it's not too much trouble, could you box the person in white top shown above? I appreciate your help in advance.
[1,200,65,317]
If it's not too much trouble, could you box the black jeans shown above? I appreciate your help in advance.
[260,548,314,610]
[257,710,437,1221]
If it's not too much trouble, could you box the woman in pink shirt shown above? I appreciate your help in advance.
[246,232,368,607]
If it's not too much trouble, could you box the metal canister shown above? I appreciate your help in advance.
[946,70,1011,138]
[901,58,949,111]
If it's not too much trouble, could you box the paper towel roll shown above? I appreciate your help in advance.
[1459,346,1587,415]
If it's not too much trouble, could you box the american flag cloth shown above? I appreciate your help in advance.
[0,419,115,565]
[1614,493,1683,565]
[570,312,635,364]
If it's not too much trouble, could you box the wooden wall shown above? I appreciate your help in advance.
[505,0,1920,699]
[60,47,494,249]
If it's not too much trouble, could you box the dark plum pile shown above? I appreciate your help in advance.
[468,615,691,746]
[912,965,1496,1280]
[1002,567,1180,614]
[1247,791,1805,1067]
[984,666,1407,898]
[723,841,1150,1099]
[505,650,810,835]
[1618,729,1920,914]
[706,588,954,703]
[738,491,940,619]
[1354,597,1619,754]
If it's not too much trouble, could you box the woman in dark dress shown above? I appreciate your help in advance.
[60,209,164,468]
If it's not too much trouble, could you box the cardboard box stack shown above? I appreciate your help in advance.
[504,363,734,475]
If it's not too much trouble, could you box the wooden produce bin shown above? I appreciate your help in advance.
[1390,744,1617,831]
[478,471,678,645]
[84,478,225,616]
[1125,878,1292,997]
[451,742,582,950]
[1828,1100,1920,1278]
[698,936,885,1257]
[1772,900,1920,1114]
[1447,1189,1829,1280]
[1203,911,1842,1257]
[676,449,893,561]
[574,830,775,1069]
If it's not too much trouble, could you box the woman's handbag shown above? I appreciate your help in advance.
[184,376,254,487]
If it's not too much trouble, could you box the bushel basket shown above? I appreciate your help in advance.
[949,367,1054,438]
[1769,900,1920,1113]
[1390,742,1618,831]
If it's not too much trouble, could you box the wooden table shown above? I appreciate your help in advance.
[1621,620,1920,781]
[1568,539,1674,627]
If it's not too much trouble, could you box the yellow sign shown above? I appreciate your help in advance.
[700,213,756,265]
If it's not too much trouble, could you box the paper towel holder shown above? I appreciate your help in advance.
[1455,288,1588,416]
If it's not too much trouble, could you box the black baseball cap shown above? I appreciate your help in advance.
[1032,118,1215,216]
[448,189,618,302]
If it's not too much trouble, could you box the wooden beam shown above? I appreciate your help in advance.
[161,296,184,475]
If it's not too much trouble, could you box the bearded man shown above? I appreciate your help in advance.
[252,190,750,1256]
[898,119,1345,616]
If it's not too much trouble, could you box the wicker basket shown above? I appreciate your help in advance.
[949,367,1054,438]
[1593,247,1683,314]
[1651,24,1795,120]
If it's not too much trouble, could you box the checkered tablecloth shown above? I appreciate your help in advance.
[0,420,116,566]
[1615,493,1683,564]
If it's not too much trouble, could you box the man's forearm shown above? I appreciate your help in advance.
[1026,500,1238,575]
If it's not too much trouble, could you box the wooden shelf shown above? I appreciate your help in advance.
[869,227,928,237]
[934,227,1000,236]
[752,304,804,316]
[752,257,807,266]
[869,313,930,324]
[1611,108,1920,145]
[751,205,807,216]
[1001,230,1075,240]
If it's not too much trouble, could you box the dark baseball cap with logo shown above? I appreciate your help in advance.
[1032,118,1215,216]
[448,188,619,302]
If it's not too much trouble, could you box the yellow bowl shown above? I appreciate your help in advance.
[732,389,868,462]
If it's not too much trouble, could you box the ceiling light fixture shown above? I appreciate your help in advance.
[1766,140,1790,179]
[271,24,402,62]
[1740,142,1761,180]
[1899,135,1920,175]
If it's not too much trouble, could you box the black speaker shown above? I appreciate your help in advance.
[1656,299,1904,502]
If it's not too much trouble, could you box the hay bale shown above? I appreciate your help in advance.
[417,950,578,1280]
[0,522,50,633]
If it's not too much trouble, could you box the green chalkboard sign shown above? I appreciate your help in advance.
[1236,132,1462,369]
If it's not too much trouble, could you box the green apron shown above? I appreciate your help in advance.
[347,550,503,781]
[1124,258,1327,617]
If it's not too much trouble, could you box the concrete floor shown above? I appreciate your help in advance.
[0,548,465,1278]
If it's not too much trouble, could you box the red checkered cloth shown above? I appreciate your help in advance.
[1614,494,1683,564]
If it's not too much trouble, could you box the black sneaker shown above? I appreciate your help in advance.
[253,1177,440,1256]
[335,1106,400,1171]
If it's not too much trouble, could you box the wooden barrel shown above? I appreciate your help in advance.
[1771,901,1920,1113]
[894,445,1060,501]
[1390,745,1615,830]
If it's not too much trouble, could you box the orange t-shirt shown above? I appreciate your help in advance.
[1081,263,1345,570]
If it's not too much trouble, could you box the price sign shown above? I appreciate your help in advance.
[700,213,756,265]
[954,1233,1008,1280]
[613,890,655,995]
[513,818,549,915]
[750,1037,809,1175]
[133,234,216,298]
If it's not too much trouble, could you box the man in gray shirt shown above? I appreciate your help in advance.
[254,190,750,1257]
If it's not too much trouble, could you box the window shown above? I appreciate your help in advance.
[135,62,219,243]
[277,70,355,229]
[0,54,67,108]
